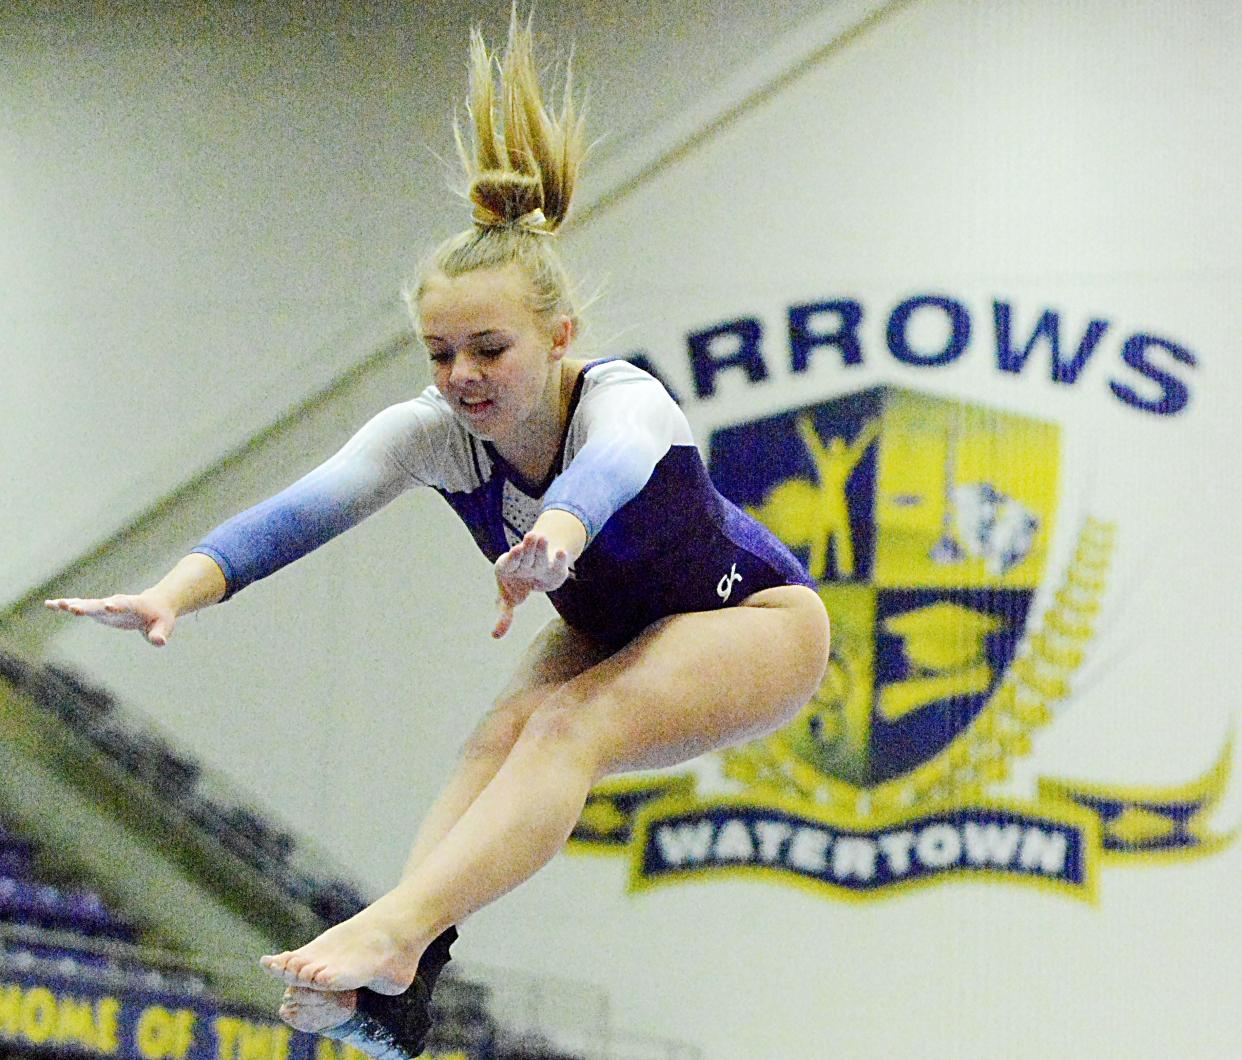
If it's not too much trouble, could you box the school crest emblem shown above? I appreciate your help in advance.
[570,386,1233,899]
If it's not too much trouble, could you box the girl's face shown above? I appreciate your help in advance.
[419,264,570,444]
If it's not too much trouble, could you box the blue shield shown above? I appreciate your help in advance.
[709,386,1059,787]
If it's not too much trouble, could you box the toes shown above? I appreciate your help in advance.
[297,976,340,992]
[284,954,340,990]
[259,954,308,986]
[299,960,328,983]
[308,965,337,988]
[284,953,308,974]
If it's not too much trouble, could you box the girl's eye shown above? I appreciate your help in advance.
[428,344,507,365]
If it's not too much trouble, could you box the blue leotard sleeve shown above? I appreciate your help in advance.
[191,395,450,599]
[541,365,691,542]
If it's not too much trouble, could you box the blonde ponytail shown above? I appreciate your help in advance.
[457,9,585,233]
[409,8,589,326]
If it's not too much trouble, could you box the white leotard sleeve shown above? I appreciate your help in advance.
[542,361,694,542]
[192,388,473,597]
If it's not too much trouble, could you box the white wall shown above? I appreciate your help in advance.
[12,1,1242,1057]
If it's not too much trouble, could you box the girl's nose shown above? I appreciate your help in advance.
[448,355,482,386]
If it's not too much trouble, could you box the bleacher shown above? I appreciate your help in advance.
[0,647,606,1060]
[0,817,208,991]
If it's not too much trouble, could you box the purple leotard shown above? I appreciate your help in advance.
[193,359,813,648]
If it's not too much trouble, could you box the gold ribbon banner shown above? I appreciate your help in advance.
[569,734,1235,901]
[1039,736,1236,861]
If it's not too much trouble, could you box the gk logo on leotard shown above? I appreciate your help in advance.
[572,384,1234,904]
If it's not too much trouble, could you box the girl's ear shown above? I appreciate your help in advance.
[549,314,576,359]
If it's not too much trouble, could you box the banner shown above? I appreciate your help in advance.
[0,970,468,1060]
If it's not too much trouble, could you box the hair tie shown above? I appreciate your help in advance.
[471,204,553,236]
[513,207,552,234]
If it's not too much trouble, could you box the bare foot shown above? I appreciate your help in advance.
[279,986,357,1034]
[259,899,427,993]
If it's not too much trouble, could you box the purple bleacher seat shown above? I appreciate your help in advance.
[0,874,25,911]
[18,942,111,970]
[0,942,177,993]
[31,881,63,919]
[0,875,38,917]
[66,888,140,942]
[2,948,38,973]
[0,843,33,878]
[89,724,203,800]
[60,888,110,930]
[0,875,135,944]
[149,745,203,795]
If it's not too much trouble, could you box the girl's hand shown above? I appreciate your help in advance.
[492,532,571,639]
[43,591,177,648]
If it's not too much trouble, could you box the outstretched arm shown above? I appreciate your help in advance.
[46,397,444,645]
[796,415,833,474]
[190,402,430,600]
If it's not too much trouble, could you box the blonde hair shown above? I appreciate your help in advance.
[408,9,588,328]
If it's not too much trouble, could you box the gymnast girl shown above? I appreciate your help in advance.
[47,13,829,1055]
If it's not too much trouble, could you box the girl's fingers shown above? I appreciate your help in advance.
[492,535,570,629]
[48,597,113,615]
[492,577,519,639]
[527,536,555,577]
[515,536,540,575]
[45,594,171,642]
[496,538,529,577]
[492,600,514,639]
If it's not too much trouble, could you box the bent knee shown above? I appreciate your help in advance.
[519,693,590,746]
[794,588,832,696]
[514,687,609,768]
[796,585,831,668]
[749,585,831,707]
[461,694,540,763]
